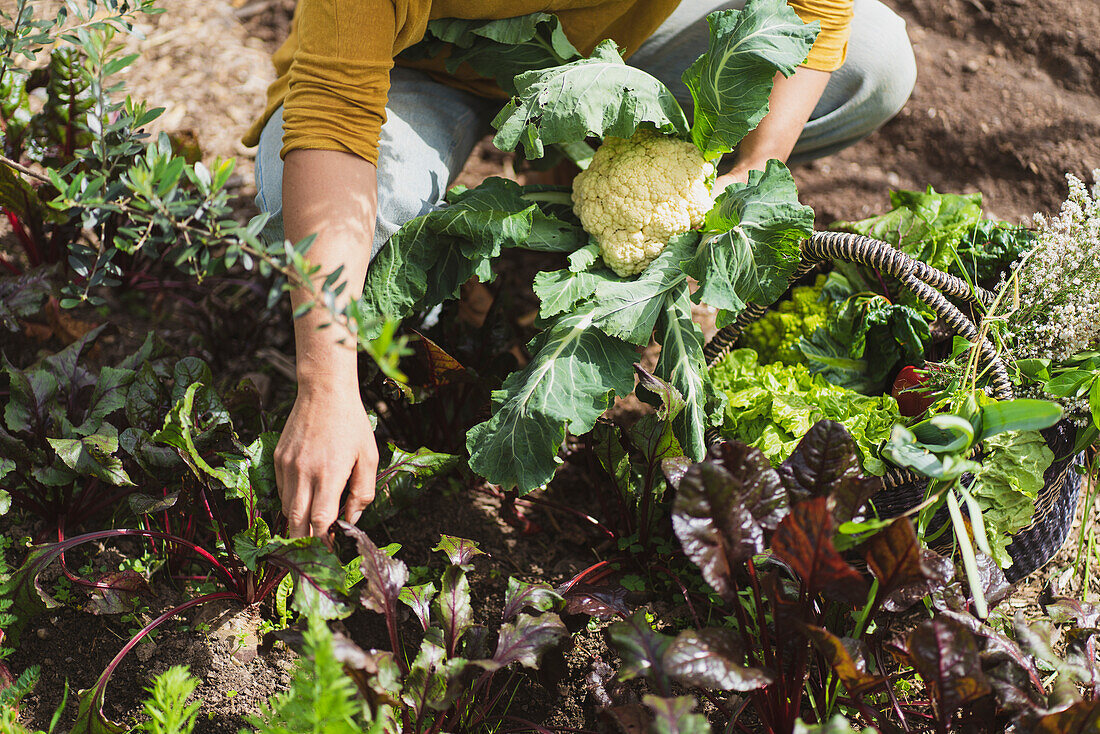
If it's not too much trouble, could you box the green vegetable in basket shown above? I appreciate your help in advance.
[800,271,931,395]
[969,430,1053,568]
[709,348,901,475]
[740,274,829,365]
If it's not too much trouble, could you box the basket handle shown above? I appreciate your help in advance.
[703,231,1014,400]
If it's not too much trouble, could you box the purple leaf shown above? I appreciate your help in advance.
[336,521,408,618]
[863,517,925,597]
[663,628,772,692]
[398,582,437,632]
[883,549,954,612]
[438,566,473,655]
[778,420,882,524]
[235,533,351,619]
[777,420,862,502]
[641,695,709,734]
[432,535,487,568]
[1034,700,1100,733]
[803,625,884,695]
[672,442,786,601]
[479,612,567,671]
[1046,598,1100,628]
[84,571,150,616]
[907,617,992,715]
[661,456,691,490]
[502,577,562,621]
[634,364,686,421]
[772,498,869,606]
[607,611,674,690]
[561,584,630,620]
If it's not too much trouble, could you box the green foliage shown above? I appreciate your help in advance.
[833,187,984,272]
[334,524,567,732]
[800,271,932,394]
[246,617,373,734]
[709,348,901,474]
[683,0,817,160]
[136,666,200,734]
[399,13,582,96]
[968,431,1055,568]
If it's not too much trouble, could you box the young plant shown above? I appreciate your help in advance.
[331,522,568,733]
[357,0,819,492]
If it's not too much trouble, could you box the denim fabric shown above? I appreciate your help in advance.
[254,0,915,251]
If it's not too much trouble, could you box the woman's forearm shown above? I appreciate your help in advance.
[719,66,832,186]
[282,148,378,388]
[275,148,380,540]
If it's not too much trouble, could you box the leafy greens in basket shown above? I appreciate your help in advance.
[361,0,820,492]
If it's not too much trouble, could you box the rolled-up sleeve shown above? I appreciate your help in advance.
[281,0,406,164]
[789,0,853,72]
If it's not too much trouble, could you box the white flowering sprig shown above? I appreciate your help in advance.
[1003,171,1100,363]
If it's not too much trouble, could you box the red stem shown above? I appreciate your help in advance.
[6,209,39,265]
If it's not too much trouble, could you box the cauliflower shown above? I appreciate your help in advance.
[739,275,829,366]
[571,129,714,277]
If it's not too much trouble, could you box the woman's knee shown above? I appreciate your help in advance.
[846,0,917,126]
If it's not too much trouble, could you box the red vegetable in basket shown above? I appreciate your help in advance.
[891,365,935,416]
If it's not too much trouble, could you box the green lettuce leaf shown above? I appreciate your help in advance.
[800,274,931,394]
[492,40,691,160]
[833,187,983,271]
[684,0,818,160]
[968,431,1054,568]
[709,348,901,475]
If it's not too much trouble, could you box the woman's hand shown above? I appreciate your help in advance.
[275,377,378,541]
[277,149,380,543]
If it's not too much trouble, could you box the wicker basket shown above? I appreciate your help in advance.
[704,231,1083,583]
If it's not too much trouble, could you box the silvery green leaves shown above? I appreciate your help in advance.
[493,40,691,160]
[361,177,587,331]
[400,13,582,96]
[683,0,818,160]
[689,160,815,328]
[491,0,815,163]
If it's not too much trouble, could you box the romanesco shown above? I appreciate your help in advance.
[739,275,829,365]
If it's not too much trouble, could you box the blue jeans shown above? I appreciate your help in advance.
[254,0,916,256]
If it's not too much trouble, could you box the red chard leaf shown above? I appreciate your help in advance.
[907,617,992,715]
[772,497,869,606]
[664,628,773,692]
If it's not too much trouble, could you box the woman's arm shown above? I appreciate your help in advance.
[273,148,380,541]
[714,66,831,189]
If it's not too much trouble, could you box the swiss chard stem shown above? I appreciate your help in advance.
[946,485,987,618]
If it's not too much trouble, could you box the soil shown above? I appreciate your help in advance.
[7,0,1100,731]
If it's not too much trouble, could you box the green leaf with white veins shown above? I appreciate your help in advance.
[591,233,698,346]
[493,40,691,160]
[686,160,813,327]
[655,284,727,460]
[684,0,818,160]
[413,13,582,96]
[467,307,637,492]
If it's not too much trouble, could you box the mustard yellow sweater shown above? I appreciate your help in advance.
[244,0,854,165]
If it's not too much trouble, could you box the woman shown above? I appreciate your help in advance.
[245,0,916,542]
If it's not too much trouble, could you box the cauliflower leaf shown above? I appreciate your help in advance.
[684,0,818,160]
[492,40,690,160]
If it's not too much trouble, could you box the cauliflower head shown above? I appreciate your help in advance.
[571,129,714,277]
